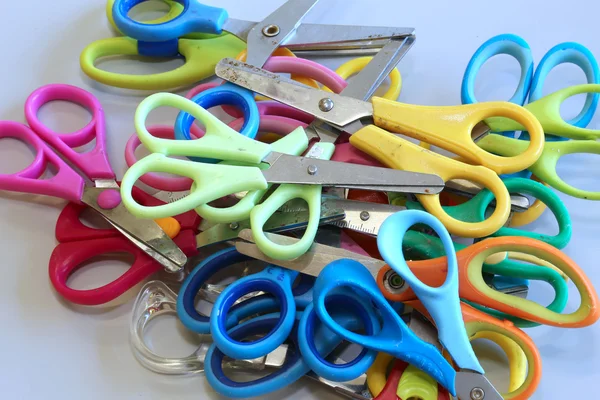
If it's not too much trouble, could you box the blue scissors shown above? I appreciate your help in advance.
[204,296,378,398]
[296,210,502,399]
[177,246,315,359]
[462,33,599,150]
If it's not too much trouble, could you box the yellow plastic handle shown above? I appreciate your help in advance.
[396,364,438,400]
[371,98,545,175]
[80,35,245,90]
[350,125,511,238]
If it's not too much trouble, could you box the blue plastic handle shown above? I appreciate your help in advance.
[297,292,380,382]
[210,265,299,360]
[378,210,483,377]
[462,34,534,106]
[112,0,229,42]
[205,308,369,398]
[174,83,261,163]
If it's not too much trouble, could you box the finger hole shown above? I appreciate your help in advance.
[127,0,171,22]
[95,55,185,76]
[0,137,37,174]
[541,65,595,125]
[556,152,600,193]
[67,252,134,290]
[143,312,204,358]
[37,100,92,135]
[473,54,524,103]
[469,338,512,393]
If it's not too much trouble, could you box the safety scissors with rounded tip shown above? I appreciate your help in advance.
[119,92,445,221]
[462,34,599,141]
[0,83,186,273]
[478,133,600,200]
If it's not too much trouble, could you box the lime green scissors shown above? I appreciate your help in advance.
[478,134,600,200]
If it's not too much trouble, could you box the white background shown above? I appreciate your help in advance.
[1,0,599,398]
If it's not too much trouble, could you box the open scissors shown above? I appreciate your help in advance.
[0,84,186,272]
[462,33,599,141]
[215,58,542,238]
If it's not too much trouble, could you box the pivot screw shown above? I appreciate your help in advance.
[470,387,485,400]
[229,222,240,230]
[307,165,318,175]
[318,98,334,112]
[360,211,370,221]
[262,24,280,37]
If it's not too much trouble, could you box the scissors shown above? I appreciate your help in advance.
[462,34,599,142]
[215,58,544,238]
[478,134,600,200]
[0,83,186,272]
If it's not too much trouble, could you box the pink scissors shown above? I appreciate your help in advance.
[0,84,186,272]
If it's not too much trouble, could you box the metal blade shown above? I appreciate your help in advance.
[282,25,414,49]
[236,229,385,277]
[446,180,530,212]
[262,152,445,194]
[81,187,187,272]
[195,207,345,248]
[455,371,503,400]
[340,35,415,100]
[243,0,319,67]
[152,190,191,204]
[216,58,374,128]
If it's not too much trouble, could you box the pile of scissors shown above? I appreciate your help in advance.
[2,0,600,398]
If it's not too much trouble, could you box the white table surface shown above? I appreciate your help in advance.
[2,0,599,398]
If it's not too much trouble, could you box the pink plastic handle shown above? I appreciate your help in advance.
[24,84,115,181]
[332,142,384,166]
[0,121,84,202]
[228,115,308,135]
[185,82,220,99]
[49,231,198,306]
[124,125,203,192]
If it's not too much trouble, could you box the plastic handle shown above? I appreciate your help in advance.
[377,210,483,374]
[371,97,544,175]
[80,35,245,90]
[372,359,409,400]
[112,0,229,42]
[529,42,600,127]
[308,258,459,395]
[486,84,600,139]
[329,56,402,100]
[462,34,534,106]
[0,121,84,202]
[55,202,120,243]
[24,84,115,180]
[347,128,511,238]
[250,143,335,260]
[195,125,309,223]
[479,134,600,200]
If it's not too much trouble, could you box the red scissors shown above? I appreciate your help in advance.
[373,358,450,399]
[49,186,200,306]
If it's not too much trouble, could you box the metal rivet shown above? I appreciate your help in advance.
[229,222,240,230]
[318,98,334,112]
[388,273,405,290]
[307,165,318,175]
[262,24,280,37]
[360,211,370,221]
[470,387,485,400]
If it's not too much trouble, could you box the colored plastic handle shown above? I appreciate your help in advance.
[80,35,245,90]
[194,127,308,223]
[328,56,402,100]
[397,364,440,400]
[304,257,459,395]
[378,210,483,374]
[112,0,229,42]
[120,93,274,219]
[48,232,197,306]
[370,97,545,175]
[379,235,600,328]
[250,143,335,260]
[479,134,600,200]
[344,131,511,238]
[0,121,84,202]
[485,84,600,140]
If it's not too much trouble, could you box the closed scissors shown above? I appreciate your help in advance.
[462,34,599,141]
[0,84,186,272]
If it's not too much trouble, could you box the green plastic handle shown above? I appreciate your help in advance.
[195,128,309,223]
[135,92,271,162]
[401,230,568,328]
[250,143,335,260]
[485,84,600,139]
[479,135,600,200]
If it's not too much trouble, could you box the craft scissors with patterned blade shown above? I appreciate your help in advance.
[0,84,186,272]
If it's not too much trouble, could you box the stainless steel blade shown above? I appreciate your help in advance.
[446,179,530,212]
[455,371,503,400]
[195,208,345,248]
[262,152,444,194]
[236,229,385,277]
[81,187,187,272]
[244,0,319,67]
[216,58,374,127]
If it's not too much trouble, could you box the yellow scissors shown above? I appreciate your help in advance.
[215,57,545,238]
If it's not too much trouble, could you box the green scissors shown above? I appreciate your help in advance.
[478,134,600,200]
[80,0,245,90]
